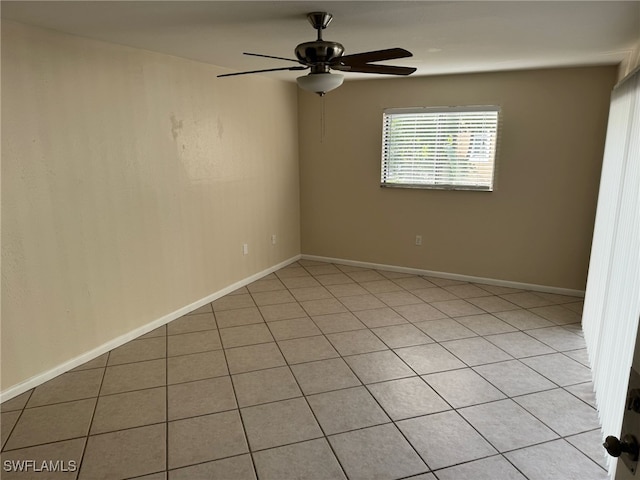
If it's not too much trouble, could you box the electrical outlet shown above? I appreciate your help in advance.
[415,235,422,246]
[271,234,277,245]
[242,243,249,255]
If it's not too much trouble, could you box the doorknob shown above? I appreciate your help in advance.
[604,434,639,461]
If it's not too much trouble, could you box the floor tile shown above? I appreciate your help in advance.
[360,279,405,293]
[444,284,491,299]
[397,410,497,470]
[505,439,608,480]
[169,454,256,480]
[232,366,301,407]
[220,323,273,348]
[1,411,21,450]
[167,329,221,356]
[430,299,485,317]
[80,424,165,479]
[327,277,368,298]
[524,326,586,351]
[353,307,407,328]
[92,387,166,434]
[413,287,459,302]
[290,286,334,302]
[376,291,423,307]
[499,292,553,309]
[267,317,321,340]
[1,391,32,412]
[167,350,227,384]
[307,386,390,435]
[371,323,433,348]
[280,275,321,288]
[414,318,476,342]
[475,284,523,295]
[424,368,505,408]
[101,359,166,395]
[167,312,217,335]
[394,303,449,322]
[247,278,286,293]
[241,397,323,451]
[368,377,450,420]
[395,344,466,374]
[521,353,593,386]
[423,277,467,287]
[1,438,85,480]
[72,353,110,371]
[253,438,346,480]
[326,329,388,356]
[459,399,558,452]
[528,305,582,325]
[485,332,555,358]
[455,314,517,336]
[278,335,339,364]
[26,369,103,407]
[393,276,435,290]
[168,410,248,469]
[514,388,600,436]
[311,312,367,334]
[212,294,256,311]
[329,424,428,480]
[290,358,361,395]
[494,309,554,330]
[259,302,307,322]
[225,343,286,374]
[167,376,236,420]
[252,290,296,306]
[565,382,597,408]
[108,337,166,366]
[346,270,386,282]
[340,294,387,311]
[300,298,348,316]
[215,306,264,328]
[474,360,556,397]
[306,264,342,276]
[315,272,354,286]
[0,261,607,479]
[5,398,96,450]
[566,429,608,469]
[186,304,213,315]
[466,295,520,313]
[436,455,527,480]
[442,337,513,366]
[344,350,415,384]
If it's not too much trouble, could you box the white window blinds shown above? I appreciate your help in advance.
[381,106,500,190]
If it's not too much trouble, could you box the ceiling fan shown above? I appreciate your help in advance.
[217,12,417,96]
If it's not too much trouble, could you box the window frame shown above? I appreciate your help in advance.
[380,105,501,192]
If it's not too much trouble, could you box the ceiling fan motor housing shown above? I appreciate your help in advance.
[295,41,345,72]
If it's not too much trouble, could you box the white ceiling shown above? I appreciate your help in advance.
[2,1,639,82]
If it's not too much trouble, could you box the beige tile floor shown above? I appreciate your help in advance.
[0,260,609,479]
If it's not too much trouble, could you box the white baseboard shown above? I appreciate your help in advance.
[0,254,302,403]
[301,254,586,298]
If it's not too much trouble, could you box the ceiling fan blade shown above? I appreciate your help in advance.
[335,48,413,66]
[244,52,301,63]
[331,64,416,76]
[217,66,308,78]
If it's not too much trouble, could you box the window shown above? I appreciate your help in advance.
[381,106,500,191]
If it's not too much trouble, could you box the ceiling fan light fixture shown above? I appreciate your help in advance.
[297,72,344,96]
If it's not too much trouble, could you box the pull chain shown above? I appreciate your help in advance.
[320,95,326,143]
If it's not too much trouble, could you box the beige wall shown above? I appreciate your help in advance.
[1,21,300,390]
[299,66,617,290]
